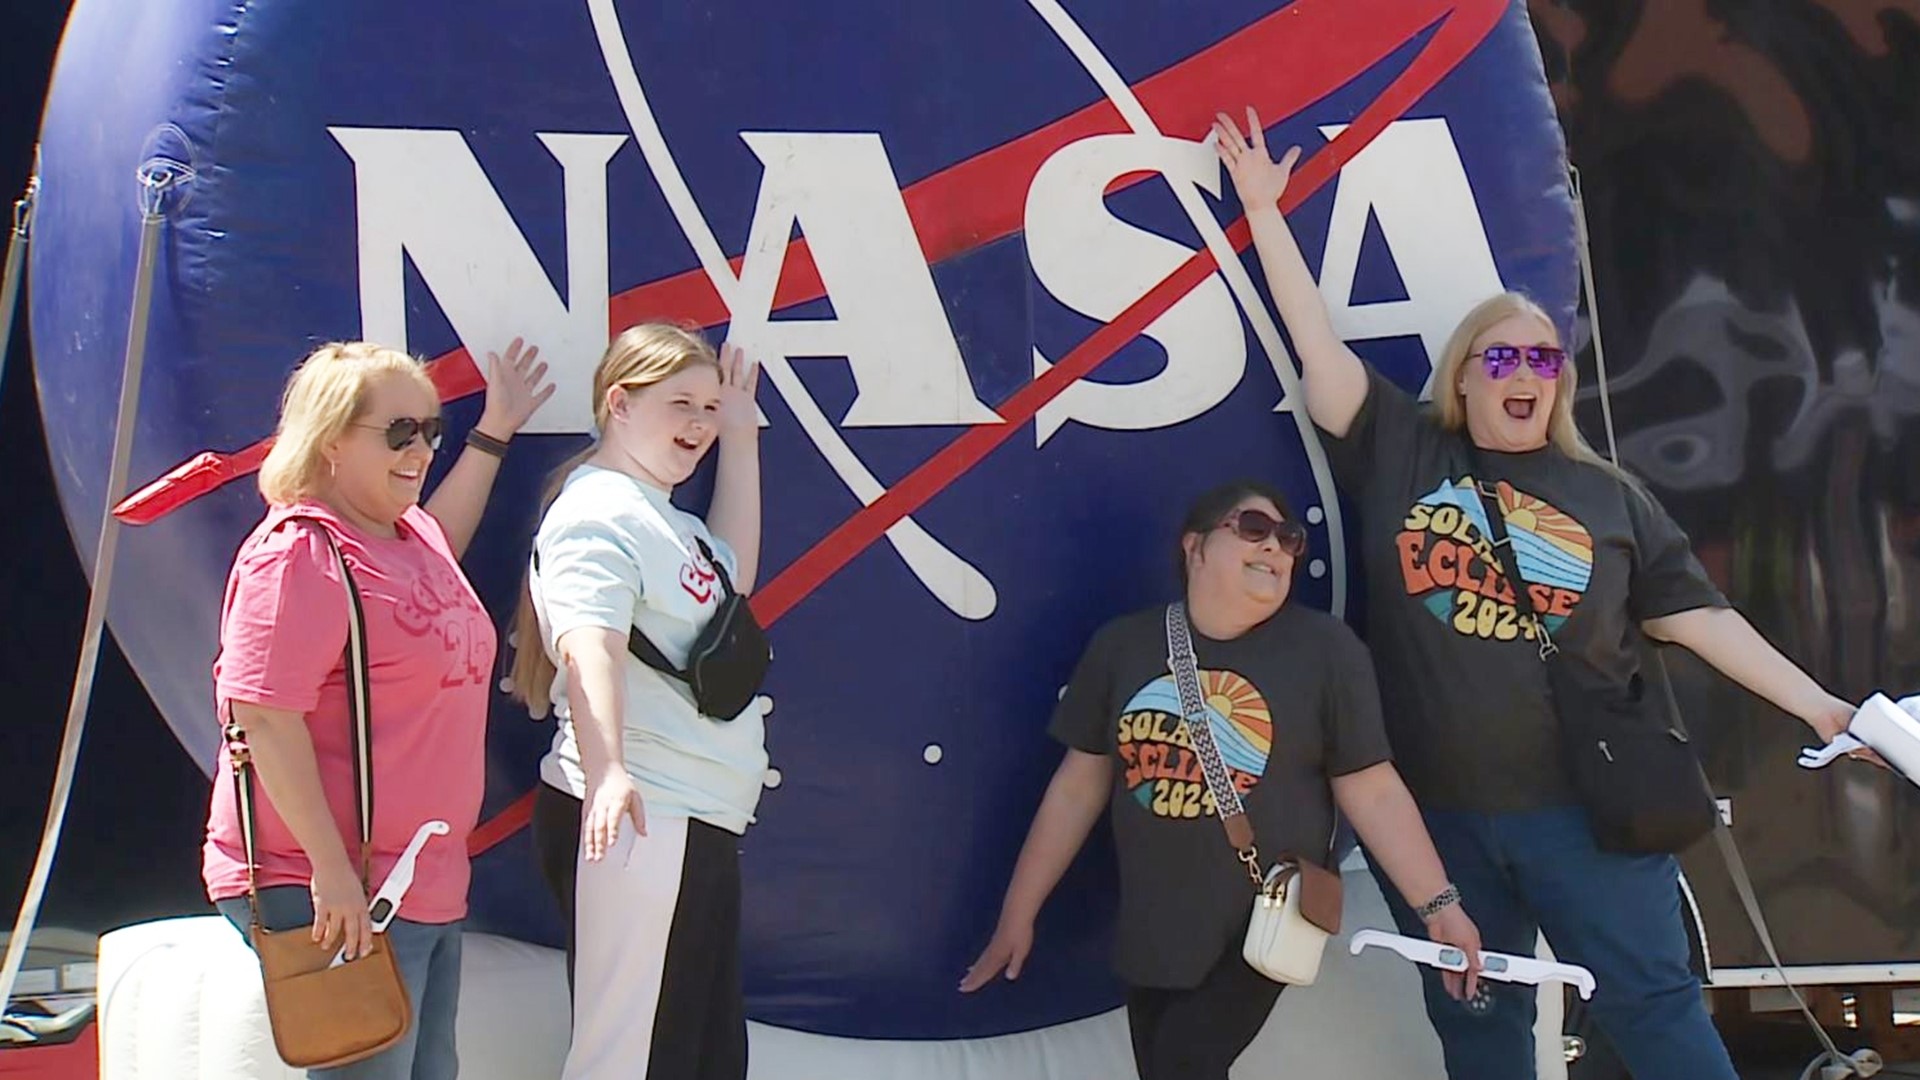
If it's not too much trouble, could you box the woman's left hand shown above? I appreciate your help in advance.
[715,341,762,438]
[1806,693,1888,768]
[1424,905,1484,1001]
[476,336,557,440]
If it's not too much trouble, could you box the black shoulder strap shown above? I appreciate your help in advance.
[627,535,732,679]
[529,527,733,680]
[694,536,735,597]
[1465,455,1558,662]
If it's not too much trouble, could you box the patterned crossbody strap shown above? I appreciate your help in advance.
[227,516,375,927]
[1164,603,1263,887]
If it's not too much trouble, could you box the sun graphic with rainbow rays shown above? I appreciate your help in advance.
[1497,483,1594,568]
[1114,668,1276,818]
[1200,670,1273,776]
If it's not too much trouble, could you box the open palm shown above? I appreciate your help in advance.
[715,341,762,437]
[477,336,557,438]
[1213,106,1301,213]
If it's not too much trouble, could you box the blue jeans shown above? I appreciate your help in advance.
[217,886,463,1080]
[1366,806,1737,1080]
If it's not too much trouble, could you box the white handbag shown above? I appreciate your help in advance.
[1164,604,1342,986]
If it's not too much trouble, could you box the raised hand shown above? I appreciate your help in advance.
[715,340,762,438]
[476,336,557,440]
[1213,106,1302,214]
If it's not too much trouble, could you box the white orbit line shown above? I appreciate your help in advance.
[586,0,998,620]
[1024,0,1349,616]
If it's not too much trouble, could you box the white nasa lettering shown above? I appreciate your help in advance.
[1023,134,1244,446]
[731,132,1000,428]
[325,119,1502,438]
[1315,119,1505,397]
[328,128,626,434]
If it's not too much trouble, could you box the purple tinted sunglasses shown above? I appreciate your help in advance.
[1473,344,1566,380]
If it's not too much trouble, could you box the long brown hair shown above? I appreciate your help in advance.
[508,323,720,717]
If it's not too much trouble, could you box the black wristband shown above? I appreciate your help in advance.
[465,427,510,459]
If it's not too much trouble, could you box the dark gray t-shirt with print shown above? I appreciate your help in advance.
[1320,368,1728,813]
[1049,602,1391,990]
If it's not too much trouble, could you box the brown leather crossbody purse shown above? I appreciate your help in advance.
[225,517,411,1068]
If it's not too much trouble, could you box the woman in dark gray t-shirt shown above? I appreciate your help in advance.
[961,480,1483,1080]
[1213,109,1867,1080]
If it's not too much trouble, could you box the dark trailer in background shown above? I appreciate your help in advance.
[1530,0,1920,1061]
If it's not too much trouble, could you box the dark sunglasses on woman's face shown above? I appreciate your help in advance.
[1473,344,1565,381]
[354,416,444,451]
[1218,509,1308,556]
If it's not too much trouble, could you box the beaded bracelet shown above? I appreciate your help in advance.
[1416,883,1463,921]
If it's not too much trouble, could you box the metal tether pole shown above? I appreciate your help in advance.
[1568,167,1877,1080]
[0,159,37,395]
[0,160,179,1021]
[1568,168,1621,467]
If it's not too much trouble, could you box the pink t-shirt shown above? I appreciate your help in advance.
[201,502,496,924]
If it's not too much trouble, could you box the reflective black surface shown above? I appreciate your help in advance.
[1532,0,1920,973]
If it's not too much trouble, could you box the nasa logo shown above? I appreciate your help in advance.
[32,0,1574,1039]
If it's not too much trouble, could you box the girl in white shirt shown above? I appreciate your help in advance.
[509,323,763,1080]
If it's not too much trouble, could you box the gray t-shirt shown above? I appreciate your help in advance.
[1320,368,1728,812]
[1048,602,1391,990]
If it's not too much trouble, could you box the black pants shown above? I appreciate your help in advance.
[532,781,747,1080]
[1126,942,1285,1080]
[532,781,582,990]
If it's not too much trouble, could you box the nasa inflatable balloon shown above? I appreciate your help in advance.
[32,0,1573,1044]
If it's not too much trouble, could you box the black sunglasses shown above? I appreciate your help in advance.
[354,416,444,451]
[1217,508,1308,556]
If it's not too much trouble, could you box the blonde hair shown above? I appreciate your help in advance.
[1430,292,1637,485]
[509,322,721,717]
[258,342,437,506]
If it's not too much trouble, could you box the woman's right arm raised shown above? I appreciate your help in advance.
[230,702,373,961]
[959,749,1112,991]
[1213,107,1370,437]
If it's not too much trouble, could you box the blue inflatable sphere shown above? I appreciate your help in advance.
[31,0,1574,1039]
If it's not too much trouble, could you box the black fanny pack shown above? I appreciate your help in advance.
[627,537,772,721]
[1472,472,1718,855]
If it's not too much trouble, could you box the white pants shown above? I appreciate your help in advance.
[562,815,746,1080]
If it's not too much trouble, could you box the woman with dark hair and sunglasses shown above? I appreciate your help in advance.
[1213,109,1866,1080]
[201,339,552,1079]
[962,480,1484,1080]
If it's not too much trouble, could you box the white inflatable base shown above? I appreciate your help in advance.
[96,865,1565,1079]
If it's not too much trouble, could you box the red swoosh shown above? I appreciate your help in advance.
[465,0,1508,858]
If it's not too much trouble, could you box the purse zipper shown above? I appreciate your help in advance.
[1598,739,1614,763]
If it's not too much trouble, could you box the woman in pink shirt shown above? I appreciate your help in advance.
[202,339,552,1079]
